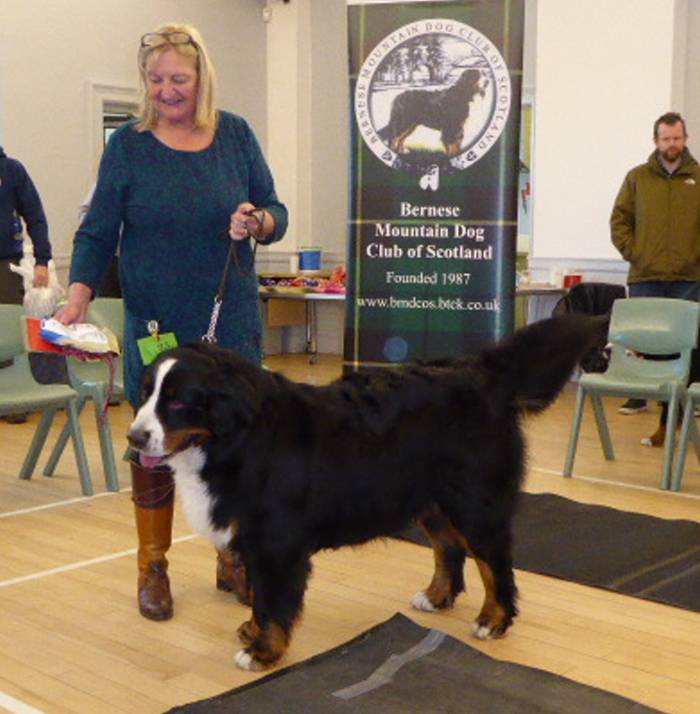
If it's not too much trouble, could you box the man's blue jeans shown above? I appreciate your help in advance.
[628,281,700,302]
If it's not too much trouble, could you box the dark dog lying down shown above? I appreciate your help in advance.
[128,315,604,670]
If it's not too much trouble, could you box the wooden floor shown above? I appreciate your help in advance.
[1,353,700,714]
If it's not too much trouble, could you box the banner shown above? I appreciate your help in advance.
[345,0,525,370]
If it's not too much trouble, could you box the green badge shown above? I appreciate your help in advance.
[137,333,178,366]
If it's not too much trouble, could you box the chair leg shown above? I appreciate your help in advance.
[19,407,58,481]
[43,395,88,476]
[670,395,694,492]
[691,414,700,462]
[66,399,93,496]
[563,385,586,476]
[590,393,615,460]
[661,389,680,491]
[662,393,680,490]
[93,391,120,492]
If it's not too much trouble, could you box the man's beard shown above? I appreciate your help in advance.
[661,148,682,163]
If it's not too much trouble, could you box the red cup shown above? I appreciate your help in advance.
[563,274,582,288]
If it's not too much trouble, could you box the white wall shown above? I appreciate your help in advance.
[262,0,349,271]
[0,0,267,270]
[532,0,679,273]
[684,0,700,141]
[309,0,349,261]
[265,0,301,257]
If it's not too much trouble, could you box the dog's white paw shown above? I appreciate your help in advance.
[410,591,436,612]
[234,649,264,671]
[471,622,495,640]
[640,437,652,447]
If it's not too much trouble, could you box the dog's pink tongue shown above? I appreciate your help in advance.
[139,454,163,469]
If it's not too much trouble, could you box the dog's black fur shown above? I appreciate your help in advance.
[129,314,605,669]
[379,68,486,156]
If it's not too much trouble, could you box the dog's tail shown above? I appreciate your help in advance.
[481,314,608,415]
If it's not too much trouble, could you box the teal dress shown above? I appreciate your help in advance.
[69,111,288,406]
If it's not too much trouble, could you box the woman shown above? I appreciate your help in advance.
[59,23,288,620]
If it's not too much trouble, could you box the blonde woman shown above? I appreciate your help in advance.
[60,24,288,620]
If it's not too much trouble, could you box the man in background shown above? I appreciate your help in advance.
[610,112,700,414]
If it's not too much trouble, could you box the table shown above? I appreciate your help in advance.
[516,283,567,323]
[259,289,345,363]
[259,283,566,363]
[516,283,567,298]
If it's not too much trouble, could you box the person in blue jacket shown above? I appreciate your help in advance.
[59,23,288,621]
[0,146,53,423]
[0,146,51,302]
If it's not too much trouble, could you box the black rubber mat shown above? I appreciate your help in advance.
[400,492,700,612]
[167,613,661,713]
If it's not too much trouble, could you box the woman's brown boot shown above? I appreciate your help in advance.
[131,456,175,620]
[216,545,252,606]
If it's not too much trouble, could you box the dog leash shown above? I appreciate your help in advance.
[202,209,266,343]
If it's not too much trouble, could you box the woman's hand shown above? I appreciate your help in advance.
[229,203,271,242]
[55,282,93,324]
[33,265,49,288]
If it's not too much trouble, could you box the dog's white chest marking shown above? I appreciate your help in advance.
[170,448,233,550]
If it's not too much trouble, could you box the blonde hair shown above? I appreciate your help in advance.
[135,23,218,132]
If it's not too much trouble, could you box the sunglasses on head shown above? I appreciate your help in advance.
[140,32,197,49]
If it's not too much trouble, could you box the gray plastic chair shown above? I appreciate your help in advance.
[0,304,93,495]
[669,382,700,491]
[563,297,700,490]
[43,298,125,491]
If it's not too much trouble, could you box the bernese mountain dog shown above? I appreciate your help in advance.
[379,67,487,156]
[127,314,605,670]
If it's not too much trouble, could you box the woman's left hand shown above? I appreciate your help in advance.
[230,203,263,241]
[33,265,49,288]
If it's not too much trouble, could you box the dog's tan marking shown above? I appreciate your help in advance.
[393,126,416,154]
[453,532,509,638]
[164,427,211,454]
[472,557,509,637]
[418,518,461,608]
[237,618,260,646]
[241,620,290,668]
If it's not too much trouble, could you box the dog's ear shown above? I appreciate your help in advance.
[207,371,262,440]
[466,68,480,83]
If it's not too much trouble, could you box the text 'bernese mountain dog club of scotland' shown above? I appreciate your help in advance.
[128,314,605,670]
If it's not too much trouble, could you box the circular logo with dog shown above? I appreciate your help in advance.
[354,19,511,188]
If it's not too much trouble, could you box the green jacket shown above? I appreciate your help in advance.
[610,148,700,283]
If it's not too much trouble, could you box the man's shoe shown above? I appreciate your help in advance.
[2,413,28,424]
[618,398,648,415]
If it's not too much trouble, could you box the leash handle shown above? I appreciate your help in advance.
[201,209,265,344]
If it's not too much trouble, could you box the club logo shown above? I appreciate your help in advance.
[354,19,511,189]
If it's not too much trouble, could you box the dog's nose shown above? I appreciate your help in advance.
[127,427,151,451]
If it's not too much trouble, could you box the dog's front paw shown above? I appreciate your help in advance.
[234,648,266,671]
[410,591,437,612]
